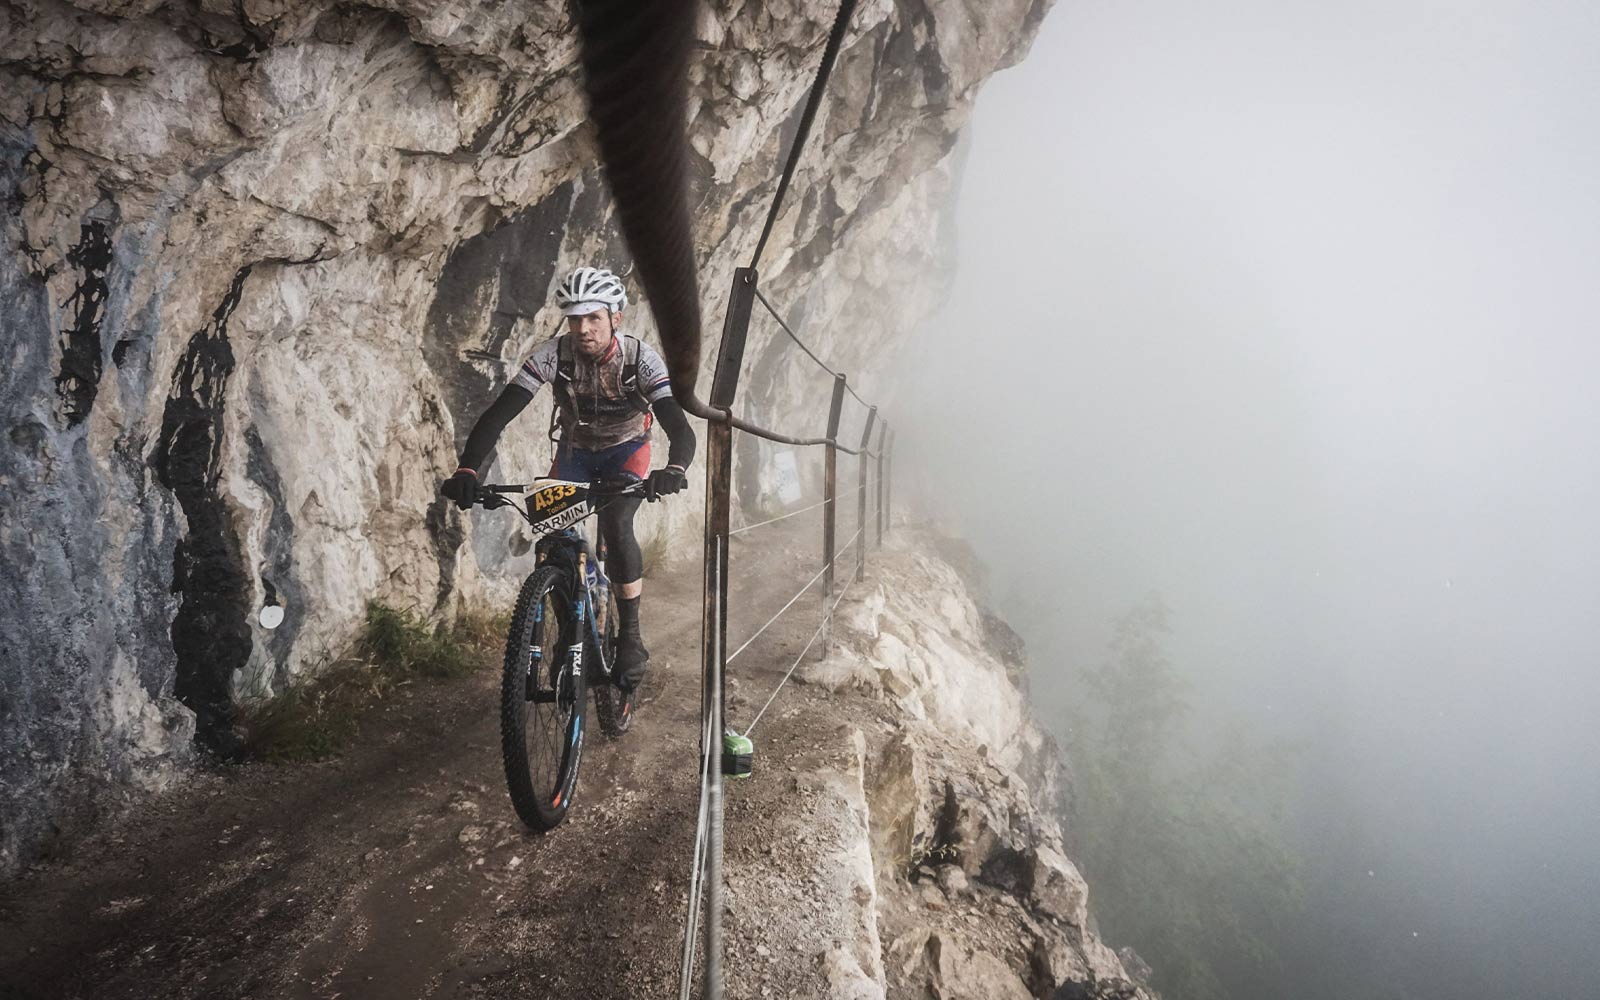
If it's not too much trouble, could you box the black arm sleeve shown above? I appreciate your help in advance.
[459,384,535,473]
[652,396,696,469]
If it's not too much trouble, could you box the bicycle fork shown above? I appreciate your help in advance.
[526,599,587,704]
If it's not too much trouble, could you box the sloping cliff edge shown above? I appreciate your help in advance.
[0,0,1047,875]
[718,522,1158,1000]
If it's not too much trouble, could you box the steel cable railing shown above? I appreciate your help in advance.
[752,289,874,411]
[728,496,831,537]
[725,559,832,666]
[728,482,866,538]
[741,560,862,737]
[678,535,727,999]
[677,691,715,999]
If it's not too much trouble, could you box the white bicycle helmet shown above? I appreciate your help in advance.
[554,265,628,316]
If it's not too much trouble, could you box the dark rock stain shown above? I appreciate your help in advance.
[568,169,631,273]
[54,219,113,427]
[978,845,1031,893]
[151,266,254,755]
[792,185,845,272]
[466,79,521,153]
[422,180,575,584]
[425,496,465,611]
[423,179,575,433]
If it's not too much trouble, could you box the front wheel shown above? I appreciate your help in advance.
[500,566,586,831]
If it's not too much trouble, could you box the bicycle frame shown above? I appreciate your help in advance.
[480,478,645,684]
[484,477,651,830]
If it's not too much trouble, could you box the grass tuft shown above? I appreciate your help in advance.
[639,524,674,577]
[238,601,509,763]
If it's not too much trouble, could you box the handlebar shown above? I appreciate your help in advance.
[472,478,652,514]
[478,479,648,499]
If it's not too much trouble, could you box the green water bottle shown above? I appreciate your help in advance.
[722,730,754,779]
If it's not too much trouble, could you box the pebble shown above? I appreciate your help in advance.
[937,865,969,894]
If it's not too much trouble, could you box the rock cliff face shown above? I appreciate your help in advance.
[0,0,1045,874]
[723,526,1157,999]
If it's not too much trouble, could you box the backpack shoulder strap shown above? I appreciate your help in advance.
[555,334,575,385]
[549,334,579,437]
[620,335,652,414]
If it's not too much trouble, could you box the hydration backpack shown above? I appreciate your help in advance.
[548,334,654,438]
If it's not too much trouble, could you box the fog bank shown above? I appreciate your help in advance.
[896,2,1600,996]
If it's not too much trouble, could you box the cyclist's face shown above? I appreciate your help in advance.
[567,309,618,359]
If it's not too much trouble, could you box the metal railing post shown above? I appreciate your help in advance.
[885,426,894,537]
[698,266,757,1000]
[821,374,846,656]
[856,406,877,582]
[875,420,888,548]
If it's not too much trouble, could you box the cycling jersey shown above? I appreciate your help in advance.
[512,334,673,450]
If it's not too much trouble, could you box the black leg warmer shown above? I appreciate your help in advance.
[599,496,644,584]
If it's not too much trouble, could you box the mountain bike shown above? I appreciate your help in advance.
[475,477,649,831]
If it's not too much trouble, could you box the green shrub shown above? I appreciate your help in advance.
[238,601,507,762]
[361,601,477,679]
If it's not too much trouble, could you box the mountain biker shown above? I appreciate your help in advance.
[440,265,696,693]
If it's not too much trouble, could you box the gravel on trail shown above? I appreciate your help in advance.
[0,515,878,1000]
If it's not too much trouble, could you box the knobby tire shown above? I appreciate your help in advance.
[500,566,586,831]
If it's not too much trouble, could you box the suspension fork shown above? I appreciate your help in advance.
[527,556,590,702]
[571,553,589,682]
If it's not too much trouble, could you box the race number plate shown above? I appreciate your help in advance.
[531,482,582,515]
[528,481,591,538]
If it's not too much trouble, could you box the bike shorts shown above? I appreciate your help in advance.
[550,436,651,483]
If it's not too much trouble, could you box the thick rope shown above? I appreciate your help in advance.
[572,0,705,403]
[573,0,883,448]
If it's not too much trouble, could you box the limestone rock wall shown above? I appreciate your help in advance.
[765,526,1157,999]
[0,0,1047,873]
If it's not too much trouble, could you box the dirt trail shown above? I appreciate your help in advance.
[0,514,874,1000]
